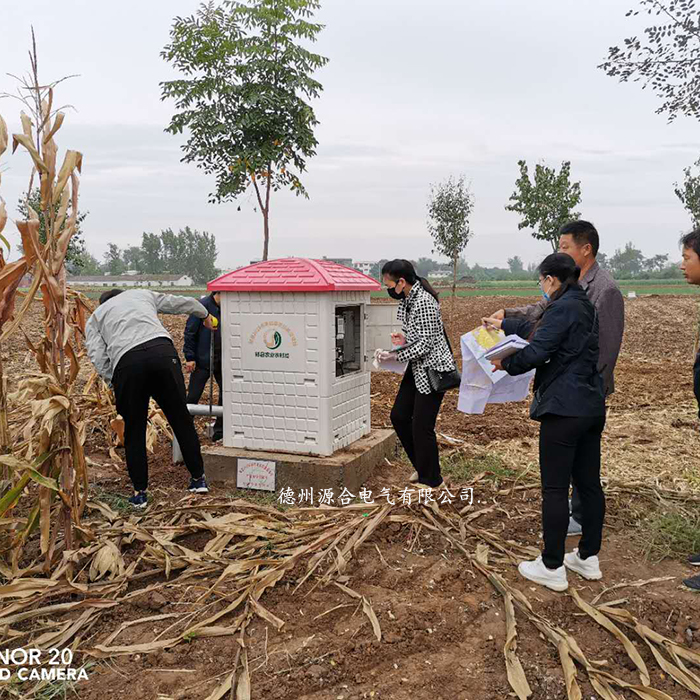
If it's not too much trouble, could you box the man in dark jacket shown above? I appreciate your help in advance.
[184,292,223,441]
[491,221,624,535]
[681,229,700,591]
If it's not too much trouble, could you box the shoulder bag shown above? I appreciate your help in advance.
[426,327,461,393]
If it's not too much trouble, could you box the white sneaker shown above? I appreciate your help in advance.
[409,471,419,483]
[564,548,602,580]
[518,556,569,592]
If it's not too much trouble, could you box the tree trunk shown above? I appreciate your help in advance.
[452,253,458,306]
[262,209,270,261]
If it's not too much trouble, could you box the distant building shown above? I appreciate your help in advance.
[428,270,452,280]
[354,260,375,276]
[68,274,195,288]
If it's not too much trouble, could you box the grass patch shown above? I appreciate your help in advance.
[90,488,133,514]
[441,452,516,484]
[223,487,294,511]
[639,506,700,563]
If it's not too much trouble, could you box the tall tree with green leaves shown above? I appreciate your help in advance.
[104,243,125,275]
[600,0,700,122]
[674,158,700,226]
[506,160,582,252]
[427,175,474,298]
[141,232,164,274]
[161,0,328,261]
[507,255,524,274]
[17,188,88,272]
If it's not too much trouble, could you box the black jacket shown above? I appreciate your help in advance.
[183,294,221,370]
[501,285,605,420]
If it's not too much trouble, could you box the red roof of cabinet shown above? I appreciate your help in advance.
[208,258,381,292]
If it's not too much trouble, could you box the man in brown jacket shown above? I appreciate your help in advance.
[491,220,625,534]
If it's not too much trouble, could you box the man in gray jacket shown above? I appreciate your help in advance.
[85,288,217,508]
[491,221,625,533]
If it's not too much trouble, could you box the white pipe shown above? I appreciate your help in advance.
[173,404,224,463]
[186,403,224,417]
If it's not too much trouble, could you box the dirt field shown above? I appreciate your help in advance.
[2,293,700,700]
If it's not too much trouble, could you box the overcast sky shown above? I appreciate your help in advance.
[1,0,699,270]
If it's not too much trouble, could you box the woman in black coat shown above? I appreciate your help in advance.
[482,253,606,592]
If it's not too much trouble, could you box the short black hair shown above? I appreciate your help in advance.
[559,220,600,257]
[99,289,124,305]
[681,228,700,257]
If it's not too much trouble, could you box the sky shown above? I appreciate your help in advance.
[1,0,699,271]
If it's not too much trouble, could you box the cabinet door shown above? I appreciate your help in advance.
[365,303,401,371]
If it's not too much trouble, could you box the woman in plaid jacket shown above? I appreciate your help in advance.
[378,260,456,488]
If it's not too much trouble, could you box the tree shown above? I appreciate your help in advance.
[17,188,88,271]
[644,253,669,272]
[161,0,328,261]
[79,251,103,276]
[674,158,700,225]
[122,246,143,272]
[507,255,524,274]
[609,242,645,278]
[506,160,582,252]
[427,175,475,298]
[141,232,164,274]
[600,0,700,122]
[414,257,438,278]
[177,226,219,284]
[104,243,125,275]
[369,259,389,281]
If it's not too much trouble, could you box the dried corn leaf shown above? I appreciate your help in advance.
[12,133,48,173]
[204,671,235,700]
[0,114,8,156]
[43,111,64,145]
[237,649,251,700]
[52,150,82,204]
[361,596,382,642]
[89,541,125,582]
[0,578,60,599]
[502,589,532,700]
[250,597,285,630]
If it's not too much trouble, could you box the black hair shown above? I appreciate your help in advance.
[381,259,440,301]
[99,289,124,305]
[681,228,700,257]
[538,252,581,302]
[559,220,600,257]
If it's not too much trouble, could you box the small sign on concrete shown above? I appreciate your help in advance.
[237,458,276,491]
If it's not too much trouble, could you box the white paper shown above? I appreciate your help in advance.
[457,327,535,415]
[372,347,407,374]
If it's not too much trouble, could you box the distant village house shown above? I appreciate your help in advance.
[67,273,195,288]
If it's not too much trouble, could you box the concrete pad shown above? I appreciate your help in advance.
[203,428,397,493]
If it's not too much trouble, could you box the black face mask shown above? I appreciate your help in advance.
[387,285,405,300]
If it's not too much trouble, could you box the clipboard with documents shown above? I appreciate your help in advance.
[483,336,529,361]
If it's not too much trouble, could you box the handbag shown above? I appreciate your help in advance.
[426,328,461,393]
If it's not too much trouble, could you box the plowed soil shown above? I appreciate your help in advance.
[4,293,700,700]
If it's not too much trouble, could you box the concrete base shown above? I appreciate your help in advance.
[203,428,397,493]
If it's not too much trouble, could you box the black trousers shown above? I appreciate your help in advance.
[570,404,608,524]
[186,365,223,434]
[390,366,445,487]
[113,338,205,492]
[539,414,606,569]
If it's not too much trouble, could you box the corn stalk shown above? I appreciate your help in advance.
[0,34,87,573]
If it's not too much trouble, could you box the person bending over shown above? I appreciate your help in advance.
[86,288,217,509]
